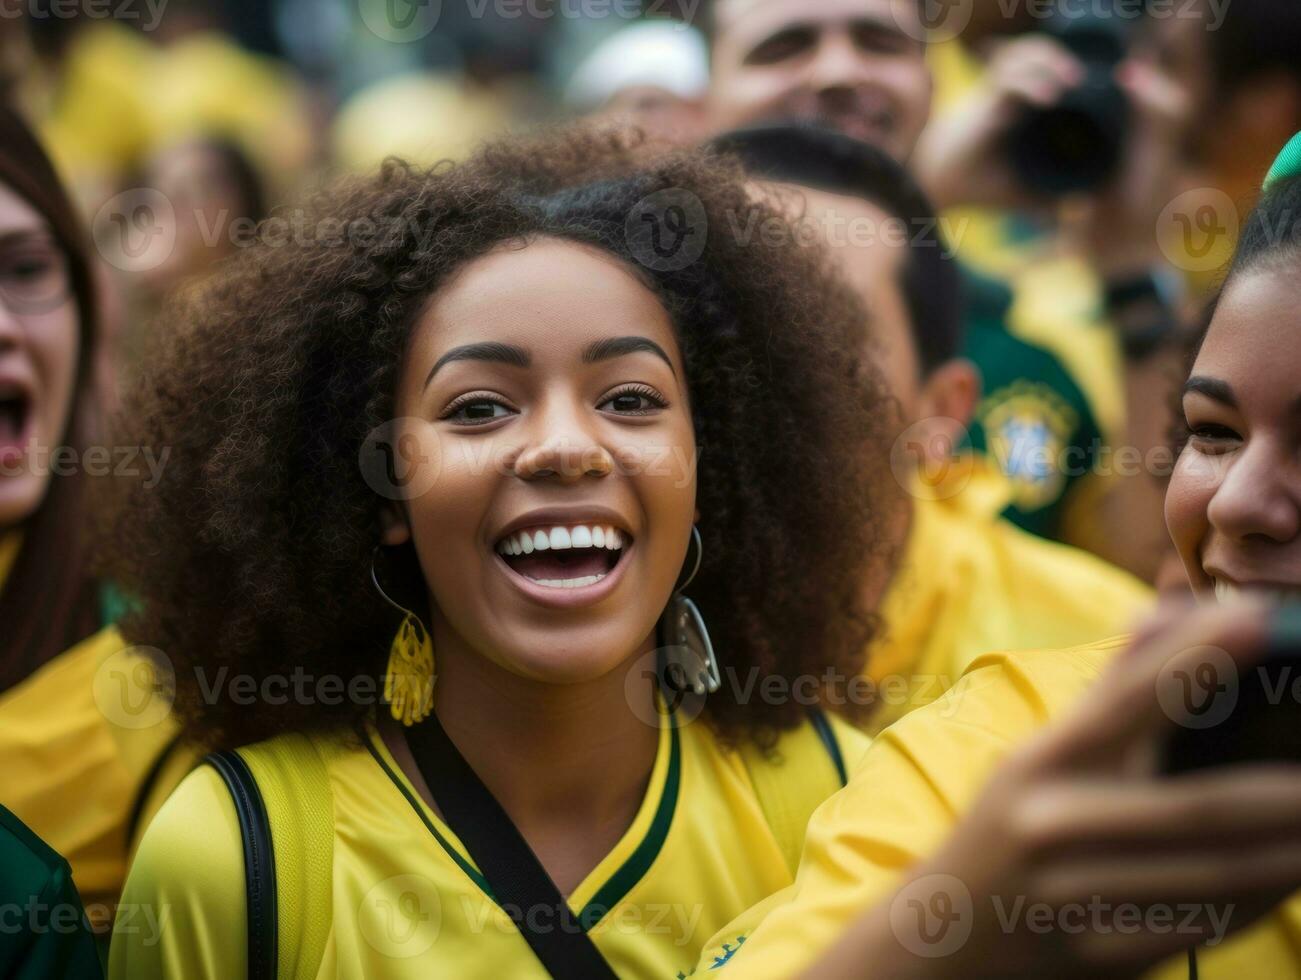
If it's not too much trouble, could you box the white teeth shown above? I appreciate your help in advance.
[1212,580,1301,604]
[526,573,606,589]
[496,523,629,557]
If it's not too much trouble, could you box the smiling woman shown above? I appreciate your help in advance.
[105,126,894,978]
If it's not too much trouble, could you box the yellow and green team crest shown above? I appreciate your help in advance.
[975,380,1078,513]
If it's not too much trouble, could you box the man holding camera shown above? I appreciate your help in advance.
[701,0,1190,581]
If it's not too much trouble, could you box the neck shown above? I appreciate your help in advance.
[433,637,660,823]
[379,628,661,892]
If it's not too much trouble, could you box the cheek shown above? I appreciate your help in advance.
[32,304,80,439]
[1165,451,1216,579]
[396,424,494,591]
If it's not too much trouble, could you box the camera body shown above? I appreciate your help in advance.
[1006,7,1134,197]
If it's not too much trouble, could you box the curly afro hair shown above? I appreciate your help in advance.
[104,126,896,750]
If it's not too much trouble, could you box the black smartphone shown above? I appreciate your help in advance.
[1162,608,1301,775]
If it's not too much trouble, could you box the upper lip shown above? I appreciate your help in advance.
[492,505,635,547]
[0,368,35,404]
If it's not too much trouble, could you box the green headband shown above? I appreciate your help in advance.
[1264,131,1301,188]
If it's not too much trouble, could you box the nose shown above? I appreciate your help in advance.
[512,398,614,484]
[0,296,21,354]
[807,30,871,95]
[1205,439,1300,545]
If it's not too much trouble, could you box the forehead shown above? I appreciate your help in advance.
[412,238,681,363]
[0,184,48,235]
[1195,269,1301,397]
[712,0,918,51]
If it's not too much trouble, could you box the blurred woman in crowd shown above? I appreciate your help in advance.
[0,105,188,936]
[108,127,893,978]
[0,104,103,691]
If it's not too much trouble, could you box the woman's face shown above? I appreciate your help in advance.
[388,238,698,683]
[1166,268,1301,603]
[0,183,80,529]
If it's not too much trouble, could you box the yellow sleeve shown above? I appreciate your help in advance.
[0,627,182,917]
[695,642,1120,979]
[109,765,247,980]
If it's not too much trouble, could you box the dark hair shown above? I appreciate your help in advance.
[1208,0,1301,102]
[1172,172,1301,454]
[105,126,892,750]
[0,105,102,692]
[710,122,964,374]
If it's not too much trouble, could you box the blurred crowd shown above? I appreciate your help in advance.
[3,0,1299,586]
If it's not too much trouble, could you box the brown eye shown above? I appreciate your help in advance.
[599,386,666,416]
[745,27,815,65]
[443,396,514,425]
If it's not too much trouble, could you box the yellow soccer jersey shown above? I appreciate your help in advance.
[865,457,1153,733]
[0,626,190,927]
[696,637,1301,979]
[110,711,869,979]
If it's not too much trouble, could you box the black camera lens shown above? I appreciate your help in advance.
[1007,6,1135,197]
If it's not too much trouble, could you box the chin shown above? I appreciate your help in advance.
[0,475,50,529]
[489,623,651,686]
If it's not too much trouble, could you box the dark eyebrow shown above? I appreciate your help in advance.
[1183,376,1237,407]
[424,342,530,388]
[582,336,677,376]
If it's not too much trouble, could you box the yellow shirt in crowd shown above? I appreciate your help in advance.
[695,637,1301,979]
[0,625,189,927]
[110,712,869,979]
[865,458,1154,733]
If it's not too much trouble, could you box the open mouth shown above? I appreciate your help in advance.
[0,389,31,452]
[495,523,629,590]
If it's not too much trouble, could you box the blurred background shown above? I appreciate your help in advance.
[2,0,1299,584]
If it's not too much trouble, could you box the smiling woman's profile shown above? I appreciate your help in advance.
[106,126,895,978]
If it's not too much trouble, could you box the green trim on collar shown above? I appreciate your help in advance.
[577,723,682,930]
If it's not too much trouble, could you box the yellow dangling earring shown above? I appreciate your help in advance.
[372,548,436,726]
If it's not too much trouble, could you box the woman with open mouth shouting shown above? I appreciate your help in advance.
[0,105,104,693]
[106,126,894,979]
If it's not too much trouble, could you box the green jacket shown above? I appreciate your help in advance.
[0,804,102,979]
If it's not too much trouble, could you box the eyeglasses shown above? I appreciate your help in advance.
[0,235,72,316]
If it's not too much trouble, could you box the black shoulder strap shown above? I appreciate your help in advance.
[207,750,278,980]
[405,714,618,980]
[807,709,849,785]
